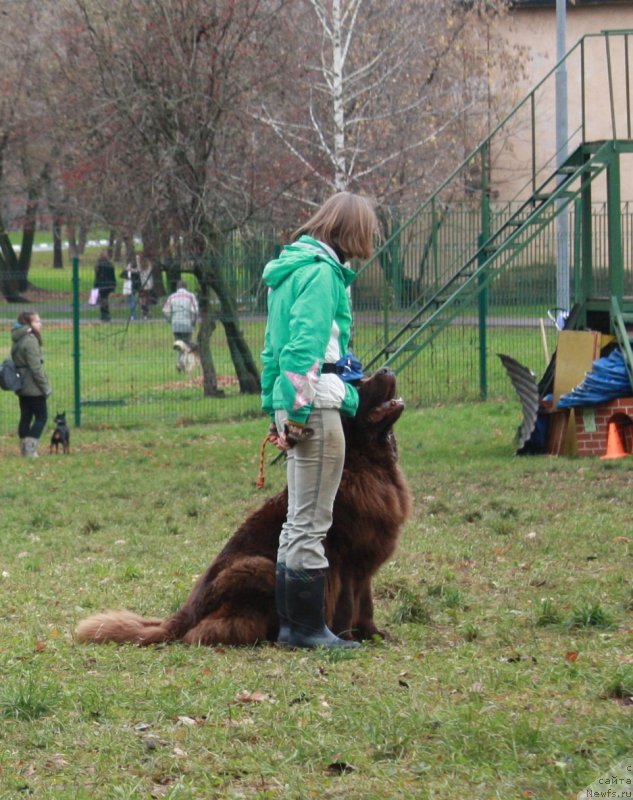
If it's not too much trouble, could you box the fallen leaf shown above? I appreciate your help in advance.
[565,651,578,663]
[234,690,270,704]
[176,715,197,726]
[502,654,537,664]
[45,754,68,769]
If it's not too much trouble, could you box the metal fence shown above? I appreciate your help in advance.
[1,203,628,434]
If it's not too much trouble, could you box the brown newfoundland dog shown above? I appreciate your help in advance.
[76,368,411,646]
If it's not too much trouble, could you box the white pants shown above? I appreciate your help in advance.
[275,408,345,570]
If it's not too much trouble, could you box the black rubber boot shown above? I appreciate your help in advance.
[284,568,360,649]
[275,562,290,645]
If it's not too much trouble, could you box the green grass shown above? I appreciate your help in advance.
[1,402,632,799]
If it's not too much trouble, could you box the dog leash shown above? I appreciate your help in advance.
[256,434,271,489]
[256,435,286,488]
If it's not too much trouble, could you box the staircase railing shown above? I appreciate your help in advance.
[354,30,633,372]
[369,143,615,370]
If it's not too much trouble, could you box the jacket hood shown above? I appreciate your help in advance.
[11,324,30,343]
[262,236,356,290]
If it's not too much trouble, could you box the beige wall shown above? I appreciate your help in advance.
[493,5,633,201]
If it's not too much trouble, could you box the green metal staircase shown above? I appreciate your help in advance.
[364,141,615,372]
[356,30,633,386]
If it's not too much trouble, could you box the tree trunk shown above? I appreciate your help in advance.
[195,252,261,395]
[196,281,224,398]
[0,201,36,300]
[52,214,64,269]
[67,223,78,259]
[15,188,39,290]
[78,225,88,254]
[0,230,24,301]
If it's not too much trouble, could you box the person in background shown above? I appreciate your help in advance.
[162,280,199,343]
[120,260,142,320]
[10,310,52,458]
[162,280,199,372]
[137,254,155,320]
[94,251,116,322]
[260,191,379,649]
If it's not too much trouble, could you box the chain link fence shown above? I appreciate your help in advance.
[1,204,628,434]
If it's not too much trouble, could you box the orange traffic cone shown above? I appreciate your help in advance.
[600,421,631,460]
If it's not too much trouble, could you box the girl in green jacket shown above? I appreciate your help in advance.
[261,192,378,649]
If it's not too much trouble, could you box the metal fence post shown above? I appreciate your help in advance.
[72,255,81,427]
[478,144,491,401]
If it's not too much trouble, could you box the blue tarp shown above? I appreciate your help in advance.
[557,349,633,408]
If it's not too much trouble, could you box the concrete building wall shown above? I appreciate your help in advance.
[492,3,633,201]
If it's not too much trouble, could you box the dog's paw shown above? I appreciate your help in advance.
[355,624,392,642]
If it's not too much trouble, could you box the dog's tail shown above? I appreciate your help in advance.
[75,610,171,645]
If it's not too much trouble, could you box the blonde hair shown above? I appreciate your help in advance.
[292,192,378,261]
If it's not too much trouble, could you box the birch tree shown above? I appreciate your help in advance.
[256,0,522,208]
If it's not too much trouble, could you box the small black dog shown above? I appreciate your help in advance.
[50,412,70,454]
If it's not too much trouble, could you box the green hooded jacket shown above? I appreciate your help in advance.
[260,235,359,425]
[10,325,51,397]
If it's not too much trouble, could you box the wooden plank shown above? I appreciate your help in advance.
[551,330,602,455]
[546,409,570,456]
[552,330,602,407]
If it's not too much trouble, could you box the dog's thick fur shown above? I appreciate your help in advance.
[76,369,411,646]
[50,411,70,454]
[173,339,200,373]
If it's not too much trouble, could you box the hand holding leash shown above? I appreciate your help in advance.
[283,421,314,448]
[266,422,287,452]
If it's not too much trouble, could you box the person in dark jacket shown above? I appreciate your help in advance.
[261,192,379,649]
[94,251,116,321]
[10,310,52,457]
[120,260,142,320]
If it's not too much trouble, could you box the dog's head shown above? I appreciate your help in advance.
[54,412,67,426]
[343,368,404,460]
